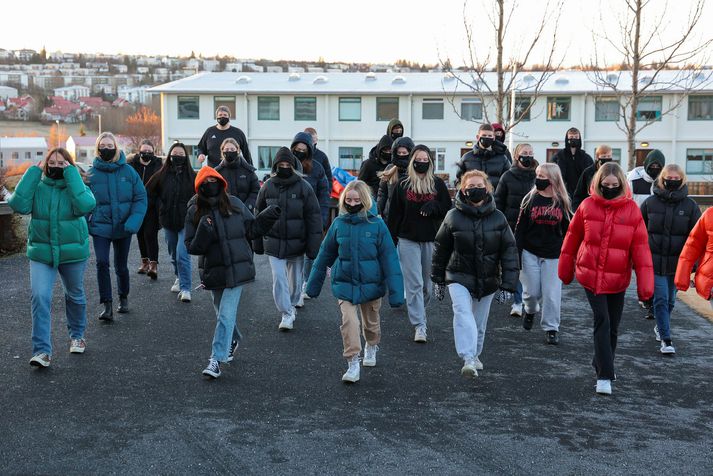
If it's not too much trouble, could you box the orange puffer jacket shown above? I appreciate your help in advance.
[675,207,713,299]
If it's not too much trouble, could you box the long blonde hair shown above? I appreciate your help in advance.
[521,163,572,217]
[338,180,373,217]
[591,162,629,199]
[404,145,436,195]
[94,132,120,162]
[656,163,687,190]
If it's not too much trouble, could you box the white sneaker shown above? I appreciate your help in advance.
[510,303,523,317]
[29,353,51,368]
[414,326,427,343]
[596,379,612,395]
[654,325,661,342]
[660,340,676,354]
[363,344,378,367]
[461,359,478,378]
[295,294,305,308]
[474,357,484,370]
[341,355,360,383]
[178,290,191,302]
[302,282,311,300]
[278,312,295,331]
[170,278,180,293]
[69,338,86,354]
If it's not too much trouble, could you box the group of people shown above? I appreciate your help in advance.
[8,110,713,395]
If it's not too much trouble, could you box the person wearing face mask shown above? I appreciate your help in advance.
[377,136,415,219]
[253,147,323,331]
[494,143,538,317]
[552,127,594,198]
[515,164,572,344]
[359,134,394,198]
[304,127,333,184]
[367,119,404,161]
[197,106,253,168]
[9,148,96,368]
[431,170,518,378]
[456,124,511,189]
[185,167,281,379]
[387,145,453,343]
[214,138,259,213]
[572,145,614,211]
[128,139,163,279]
[627,149,665,207]
[88,132,147,321]
[145,143,196,302]
[491,122,512,163]
[641,165,700,355]
[559,162,653,396]
[305,180,403,383]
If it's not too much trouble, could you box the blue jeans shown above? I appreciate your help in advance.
[653,274,676,341]
[93,235,132,303]
[30,260,88,355]
[164,228,192,292]
[303,256,313,284]
[514,280,523,305]
[210,286,243,362]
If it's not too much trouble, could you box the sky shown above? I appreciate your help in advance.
[1,0,710,67]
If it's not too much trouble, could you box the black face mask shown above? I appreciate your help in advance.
[171,155,187,167]
[276,167,293,179]
[200,181,223,198]
[664,179,683,191]
[601,185,622,200]
[46,166,64,180]
[344,203,364,214]
[495,133,505,142]
[535,178,550,191]
[479,137,494,149]
[567,138,582,149]
[390,131,403,140]
[224,151,238,162]
[379,151,391,162]
[217,117,229,126]
[413,161,430,174]
[139,151,154,161]
[293,150,308,161]
[647,167,662,180]
[99,148,115,161]
[518,156,534,168]
[597,158,612,168]
[465,187,487,203]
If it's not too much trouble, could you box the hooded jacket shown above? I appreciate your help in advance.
[305,202,404,307]
[572,162,598,210]
[456,143,511,189]
[87,151,148,239]
[313,146,332,183]
[491,123,513,163]
[558,191,654,300]
[128,152,162,219]
[185,167,280,290]
[641,183,700,276]
[359,134,394,197]
[377,136,415,217]
[675,207,713,299]
[253,148,323,259]
[291,131,330,225]
[215,154,260,212]
[552,134,594,197]
[148,162,196,232]
[493,159,538,230]
[368,119,404,161]
[9,165,96,267]
[627,149,665,207]
[431,191,519,297]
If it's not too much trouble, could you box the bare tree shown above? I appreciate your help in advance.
[587,0,712,170]
[440,0,564,133]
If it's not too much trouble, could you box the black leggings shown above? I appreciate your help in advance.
[585,290,626,380]
[137,210,160,262]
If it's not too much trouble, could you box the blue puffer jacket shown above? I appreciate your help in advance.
[306,203,404,306]
[88,151,148,239]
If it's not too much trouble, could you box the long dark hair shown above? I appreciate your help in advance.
[146,142,195,194]
[193,188,232,226]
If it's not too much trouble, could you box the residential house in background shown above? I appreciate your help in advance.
[66,135,132,164]
[53,85,91,101]
[0,137,47,169]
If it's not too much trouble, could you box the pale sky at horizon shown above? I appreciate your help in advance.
[1,0,710,67]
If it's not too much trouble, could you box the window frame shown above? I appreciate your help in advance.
[687,95,713,121]
[213,95,236,118]
[686,148,713,175]
[339,97,362,122]
[594,97,620,122]
[422,98,444,120]
[338,146,364,170]
[257,145,283,171]
[460,99,483,121]
[177,95,200,120]
[635,95,663,122]
[294,96,317,121]
[376,96,399,122]
[546,96,571,121]
[257,96,280,121]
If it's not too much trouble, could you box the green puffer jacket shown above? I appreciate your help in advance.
[9,165,96,267]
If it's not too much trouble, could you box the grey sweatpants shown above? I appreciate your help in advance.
[397,238,433,329]
[269,256,304,318]
[520,249,562,331]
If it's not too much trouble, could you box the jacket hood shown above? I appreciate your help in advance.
[375,135,394,159]
[194,165,228,193]
[386,118,404,136]
[510,157,539,175]
[291,132,315,160]
[391,136,415,159]
[627,166,655,184]
[92,151,127,171]
[271,147,298,173]
[644,149,665,175]
[653,181,689,202]
[454,190,496,217]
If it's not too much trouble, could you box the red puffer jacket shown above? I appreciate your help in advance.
[558,192,654,300]
[675,207,713,299]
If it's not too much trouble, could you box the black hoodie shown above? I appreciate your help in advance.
[359,134,394,197]
[377,136,415,217]
[552,133,593,197]
[368,119,404,160]
[493,159,538,230]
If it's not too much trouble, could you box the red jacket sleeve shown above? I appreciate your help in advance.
[674,209,709,291]
[629,207,654,301]
[558,204,585,285]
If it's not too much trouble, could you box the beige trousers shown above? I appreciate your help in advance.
[338,298,382,358]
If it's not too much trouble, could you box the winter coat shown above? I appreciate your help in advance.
[431,192,519,298]
[9,165,96,267]
[359,134,394,197]
[313,146,333,183]
[128,153,162,218]
[572,164,597,210]
[305,203,404,306]
[149,167,196,232]
[641,184,700,276]
[493,162,537,230]
[215,155,260,212]
[292,131,330,225]
[387,175,453,243]
[558,192,654,300]
[675,207,713,299]
[552,138,594,197]
[456,145,511,189]
[368,119,404,161]
[87,151,148,239]
[376,136,415,218]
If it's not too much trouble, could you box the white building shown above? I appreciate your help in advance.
[149,71,713,182]
[0,86,19,99]
[117,85,151,104]
[53,85,91,101]
[0,72,29,88]
[66,135,132,164]
[0,137,47,169]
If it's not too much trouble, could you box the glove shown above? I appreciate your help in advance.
[434,283,446,301]
[420,200,440,217]
[495,289,513,304]
[258,204,281,221]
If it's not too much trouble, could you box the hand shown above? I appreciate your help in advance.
[434,283,446,301]
[420,200,439,217]
[198,154,206,163]
[259,204,281,221]
[200,215,213,227]
[495,289,513,304]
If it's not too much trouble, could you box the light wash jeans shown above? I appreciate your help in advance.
[520,250,562,331]
[398,238,433,329]
[269,256,304,318]
[653,274,676,341]
[30,259,88,356]
[448,283,495,360]
[210,286,243,362]
[164,228,192,292]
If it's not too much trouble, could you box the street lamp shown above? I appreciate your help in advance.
[97,114,102,134]
[55,120,60,148]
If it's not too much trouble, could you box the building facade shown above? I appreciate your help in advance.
[0,137,48,169]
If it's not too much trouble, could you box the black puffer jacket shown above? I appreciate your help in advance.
[493,161,537,229]
[253,164,323,260]
[215,155,260,212]
[377,136,415,217]
[456,145,511,189]
[128,153,162,217]
[359,134,393,197]
[431,192,519,297]
[150,168,196,231]
[640,184,701,276]
[184,196,280,290]
[552,136,594,197]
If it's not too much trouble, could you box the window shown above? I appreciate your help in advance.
[460,99,482,121]
[258,96,280,120]
[428,147,446,171]
[80,150,88,159]
[339,97,361,121]
[376,97,399,121]
[11,152,19,160]
[636,96,662,121]
[686,148,713,175]
[547,96,570,121]
[36,151,43,157]
[422,99,444,120]
[595,97,619,121]
[511,97,531,121]
[177,96,199,119]
[294,97,317,121]
[25,152,31,159]
[258,146,282,170]
[688,95,713,120]
[213,96,236,118]
[338,147,363,170]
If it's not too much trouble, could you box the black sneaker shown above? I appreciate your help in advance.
[202,359,221,379]
[546,330,559,345]
[98,302,113,322]
[523,313,534,331]
[227,340,238,362]
[645,308,654,320]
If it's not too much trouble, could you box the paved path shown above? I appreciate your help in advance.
[1,238,712,475]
